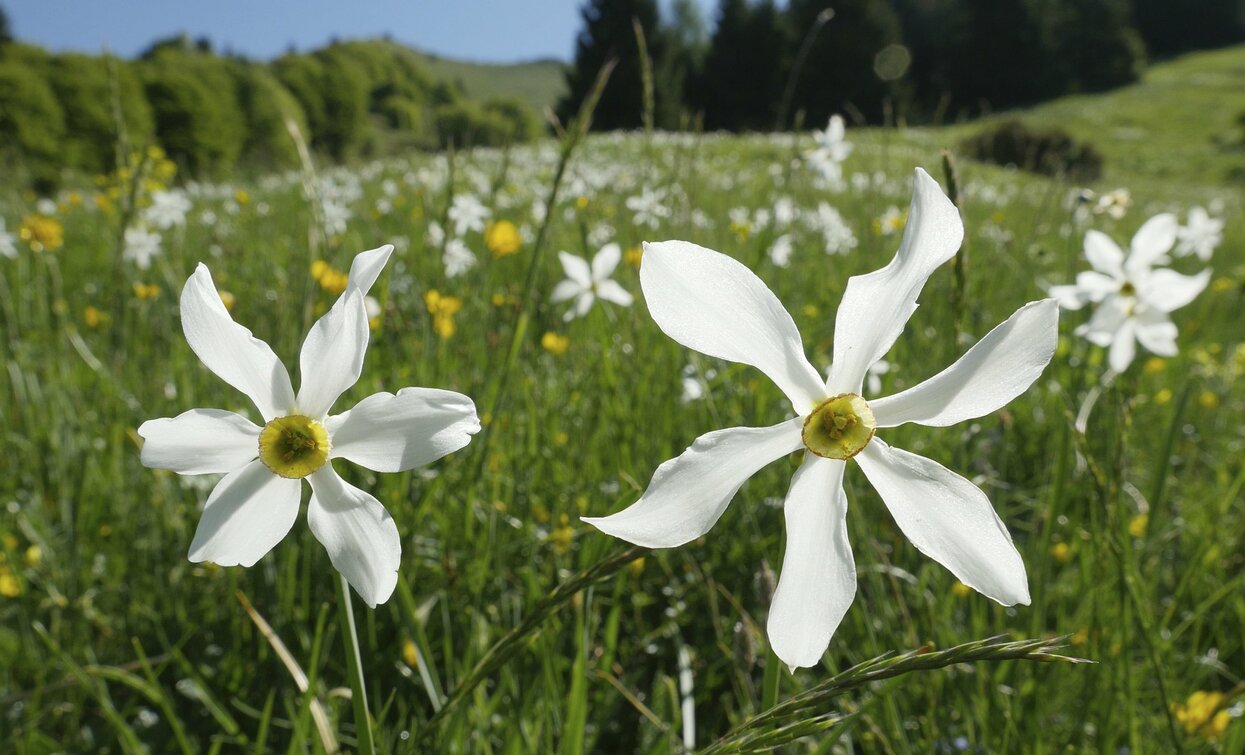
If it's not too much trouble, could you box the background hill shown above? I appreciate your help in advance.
[408,52,566,115]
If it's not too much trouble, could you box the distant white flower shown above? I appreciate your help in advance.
[866,359,892,396]
[769,234,794,267]
[1175,206,1223,261]
[811,115,853,163]
[811,202,858,254]
[448,194,489,237]
[626,187,670,229]
[0,218,16,259]
[426,221,445,248]
[585,169,1058,670]
[144,190,192,230]
[875,206,905,236]
[322,198,352,236]
[138,246,480,606]
[1050,214,1210,373]
[773,197,797,226]
[680,363,717,403]
[551,243,633,321]
[36,198,57,216]
[1094,188,1131,219]
[443,239,476,278]
[123,226,163,269]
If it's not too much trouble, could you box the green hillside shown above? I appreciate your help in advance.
[952,44,1245,184]
[409,51,566,115]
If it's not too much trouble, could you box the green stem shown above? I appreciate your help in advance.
[335,575,376,755]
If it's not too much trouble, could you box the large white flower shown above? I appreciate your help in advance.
[584,169,1058,670]
[1050,214,1210,373]
[551,243,633,321]
[138,245,480,606]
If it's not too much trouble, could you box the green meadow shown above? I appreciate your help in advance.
[1,45,1243,753]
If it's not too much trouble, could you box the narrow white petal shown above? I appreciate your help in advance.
[767,455,855,670]
[188,460,301,567]
[1125,214,1178,273]
[308,467,401,607]
[640,240,826,413]
[1075,270,1122,302]
[180,264,295,421]
[551,279,584,304]
[1083,231,1124,278]
[1109,320,1138,372]
[327,388,480,472]
[1139,268,1210,313]
[1080,295,1129,346]
[1048,284,1088,311]
[591,242,622,281]
[1135,315,1178,356]
[559,252,593,287]
[827,168,964,395]
[582,417,804,548]
[296,288,370,419]
[139,409,260,474]
[565,291,595,321]
[595,279,634,307]
[856,440,1029,606]
[345,245,394,297]
[871,300,1058,428]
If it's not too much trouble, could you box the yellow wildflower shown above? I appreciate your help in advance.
[424,290,462,339]
[402,638,420,668]
[0,565,19,598]
[575,195,590,210]
[218,291,236,312]
[24,545,41,568]
[1211,277,1235,294]
[1198,391,1219,409]
[20,215,63,252]
[951,581,972,598]
[541,332,570,356]
[624,245,643,267]
[554,431,569,446]
[1143,357,1166,374]
[234,189,250,206]
[627,557,646,576]
[1172,690,1231,740]
[485,220,522,257]
[551,514,575,554]
[83,306,107,329]
[1050,542,1071,563]
[1155,388,1173,405]
[1128,513,1148,539]
[132,283,161,301]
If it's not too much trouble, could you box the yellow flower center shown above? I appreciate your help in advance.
[802,393,876,460]
[258,415,330,479]
[1119,281,1136,297]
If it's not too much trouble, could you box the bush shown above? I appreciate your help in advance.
[433,99,542,148]
[232,65,306,169]
[0,62,65,187]
[140,53,246,176]
[45,54,153,174]
[960,120,1104,180]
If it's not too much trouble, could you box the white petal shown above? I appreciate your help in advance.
[1135,314,1178,356]
[180,264,296,421]
[595,279,633,307]
[582,417,804,548]
[640,240,826,413]
[591,242,622,281]
[1108,319,1137,372]
[1075,270,1122,302]
[308,467,401,607]
[345,245,394,297]
[565,291,595,321]
[1139,268,1209,313]
[827,168,963,395]
[188,460,301,567]
[559,252,592,287]
[870,300,1058,428]
[551,279,584,304]
[767,455,855,670]
[296,288,370,419]
[326,387,480,472]
[1080,295,1129,346]
[1048,284,1088,311]
[1125,214,1178,274]
[856,439,1029,605]
[1083,230,1124,278]
[139,409,260,474]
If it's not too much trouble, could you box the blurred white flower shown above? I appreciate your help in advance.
[811,202,858,255]
[1094,188,1131,219]
[768,234,794,267]
[551,243,633,321]
[626,187,670,229]
[144,190,192,230]
[448,194,490,237]
[585,169,1057,670]
[123,226,163,269]
[443,238,476,278]
[138,246,480,607]
[1175,206,1223,261]
[0,218,16,259]
[1050,214,1210,373]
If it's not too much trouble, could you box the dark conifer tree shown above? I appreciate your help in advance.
[557,0,663,130]
[694,0,787,130]
[1041,0,1143,92]
[1133,0,1245,57]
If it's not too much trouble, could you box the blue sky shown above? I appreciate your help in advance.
[3,0,719,63]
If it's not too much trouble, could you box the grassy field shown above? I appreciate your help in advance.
[409,50,566,115]
[1,46,1243,754]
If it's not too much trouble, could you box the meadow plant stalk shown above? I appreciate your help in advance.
[335,574,376,755]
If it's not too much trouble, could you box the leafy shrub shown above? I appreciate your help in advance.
[0,61,65,187]
[45,54,153,174]
[232,65,306,169]
[960,120,1104,180]
[140,53,246,176]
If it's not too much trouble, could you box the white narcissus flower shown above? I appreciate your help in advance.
[123,226,163,269]
[584,169,1058,670]
[551,243,633,321]
[1175,206,1223,261]
[138,245,481,606]
[1049,214,1210,373]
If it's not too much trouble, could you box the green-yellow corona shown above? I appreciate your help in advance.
[802,393,876,460]
[258,415,331,479]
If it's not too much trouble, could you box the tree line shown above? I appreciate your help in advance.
[0,14,541,189]
[558,0,1245,131]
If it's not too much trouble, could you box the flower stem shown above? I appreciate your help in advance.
[335,575,376,755]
